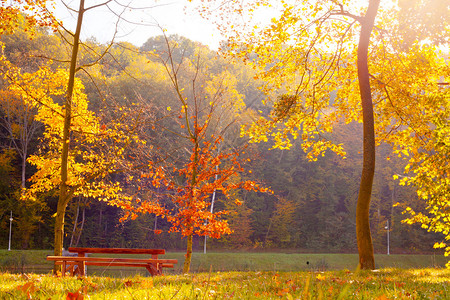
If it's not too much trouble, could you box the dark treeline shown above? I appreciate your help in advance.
[0,24,441,254]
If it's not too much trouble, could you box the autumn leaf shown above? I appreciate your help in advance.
[277,288,290,296]
[17,282,38,294]
[66,291,84,300]
[123,280,134,287]
[316,273,326,281]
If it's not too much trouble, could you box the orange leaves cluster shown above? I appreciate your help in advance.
[0,0,58,36]
[122,134,269,240]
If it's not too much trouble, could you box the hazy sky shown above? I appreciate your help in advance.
[53,0,372,50]
[54,0,223,49]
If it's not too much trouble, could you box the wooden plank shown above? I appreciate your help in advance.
[54,261,175,268]
[54,261,157,268]
[68,247,165,255]
[47,256,178,264]
[85,262,154,268]
[55,260,174,268]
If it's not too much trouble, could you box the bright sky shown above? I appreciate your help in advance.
[53,0,373,50]
[54,0,223,49]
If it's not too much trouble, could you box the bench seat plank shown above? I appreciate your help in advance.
[54,261,173,268]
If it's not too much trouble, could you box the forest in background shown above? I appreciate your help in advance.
[0,21,442,254]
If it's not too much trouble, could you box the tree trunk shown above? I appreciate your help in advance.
[183,234,193,273]
[21,147,26,189]
[54,0,85,273]
[183,135,199,273]
[356,0,380,270]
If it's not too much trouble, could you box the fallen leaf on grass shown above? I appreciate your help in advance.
[17,282,39,300]
[124,279,140,287]
[140,280,154,288]
[17,282,38,294]
[277,288,290,296]
[66,292,84,300]
[316,273,326,281]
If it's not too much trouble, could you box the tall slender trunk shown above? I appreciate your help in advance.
[21,148,26,189]
[183,234,193,273]
[183,137,199,273]
[54,0,85,272]
[355,0,380,270]
[20,104,27,189]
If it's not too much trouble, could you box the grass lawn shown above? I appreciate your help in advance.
[1,250,448,298]
[1,268,449,299]
[0,250,447,276]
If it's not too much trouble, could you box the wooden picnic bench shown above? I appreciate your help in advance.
[46,247,177,277]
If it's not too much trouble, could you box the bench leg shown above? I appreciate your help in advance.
[66,262,77,276]
[75,261,85,276]
[62,261,66,277]
[145,264,161,276]
[78,253,86,276]
[68,264,74,276]
[62,261,76,277]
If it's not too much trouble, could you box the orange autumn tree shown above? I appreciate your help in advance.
[0,0,57,36]
[119,36,268,273]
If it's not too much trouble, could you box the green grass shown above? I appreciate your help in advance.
[1,251,448,298]
[0,250,447,276]
[1,268,450,299]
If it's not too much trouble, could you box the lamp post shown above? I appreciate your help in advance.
[8,211,13,251]
[384,220,390,255]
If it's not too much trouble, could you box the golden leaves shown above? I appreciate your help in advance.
[0,57,145,206]
[0,1,57,37]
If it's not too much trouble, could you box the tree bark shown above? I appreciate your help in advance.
[356,0,380,270]
[54,0,85,273]
[183,234,193,273]
[183,136,199,273]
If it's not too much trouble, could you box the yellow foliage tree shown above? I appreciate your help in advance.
[2,55,144,260]
[194,0,449,269]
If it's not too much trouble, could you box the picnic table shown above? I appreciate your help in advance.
[47,247,177,276]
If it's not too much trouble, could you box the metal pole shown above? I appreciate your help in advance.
[8,211,13,251]
[204,188,217,254]
[386,220,390,255]
[204,172,218,254]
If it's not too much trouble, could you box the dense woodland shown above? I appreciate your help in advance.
[0,20,444,255]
